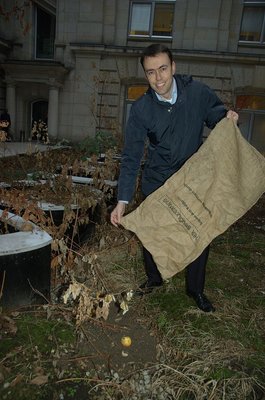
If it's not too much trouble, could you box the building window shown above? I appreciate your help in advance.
[124,85,148,127]
[236,95,265,153]
[128,1,175,38]
[239,1,265,44]
[35,6,56,59]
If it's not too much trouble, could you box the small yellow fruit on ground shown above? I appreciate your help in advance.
[121,336,132,347]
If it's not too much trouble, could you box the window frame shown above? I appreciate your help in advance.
[34,4,56,60]
[123,84,149,130]
[239,1,265,45]
[238,109,265,151]
[236,93,265,152]
[128,0,175,40]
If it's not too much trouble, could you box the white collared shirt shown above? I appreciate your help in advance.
[155,77,177,105]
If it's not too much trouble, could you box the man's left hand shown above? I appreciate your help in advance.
[226,110,239,123]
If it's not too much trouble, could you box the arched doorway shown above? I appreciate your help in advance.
[31,100,48,125]
[30,100,48,141]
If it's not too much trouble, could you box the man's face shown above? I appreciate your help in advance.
[143,52,176,99]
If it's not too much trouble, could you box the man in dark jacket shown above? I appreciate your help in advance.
[111,44,238,312]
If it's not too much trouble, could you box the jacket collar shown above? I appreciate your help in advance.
[155,77,178,104]
[146,74,192,104]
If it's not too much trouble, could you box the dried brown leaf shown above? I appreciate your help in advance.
[95,299,110,320]
[20,222,34,232]
[10,373,24,387]
[30,375,48,385]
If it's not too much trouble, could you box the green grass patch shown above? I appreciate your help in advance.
[0,312,78,400]
[144,220,265,394]
[0,314,76,357]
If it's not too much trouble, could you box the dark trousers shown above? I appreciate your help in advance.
[142,245,210,295]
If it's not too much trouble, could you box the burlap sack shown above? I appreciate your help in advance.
[121,118,265,279]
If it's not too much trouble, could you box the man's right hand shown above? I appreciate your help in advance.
[110,202,126,227]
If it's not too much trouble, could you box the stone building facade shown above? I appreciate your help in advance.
[0,0,264,152]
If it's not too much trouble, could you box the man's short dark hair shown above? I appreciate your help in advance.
[140,44,173,69]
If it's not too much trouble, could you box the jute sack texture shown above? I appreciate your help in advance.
[121,118,265,279]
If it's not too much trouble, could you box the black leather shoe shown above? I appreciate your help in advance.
[134,280,163,296]
[187,292,215,312]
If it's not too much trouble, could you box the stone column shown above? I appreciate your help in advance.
[6,81,16,139]
[0,79,6,111]
[48,85,59,139]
